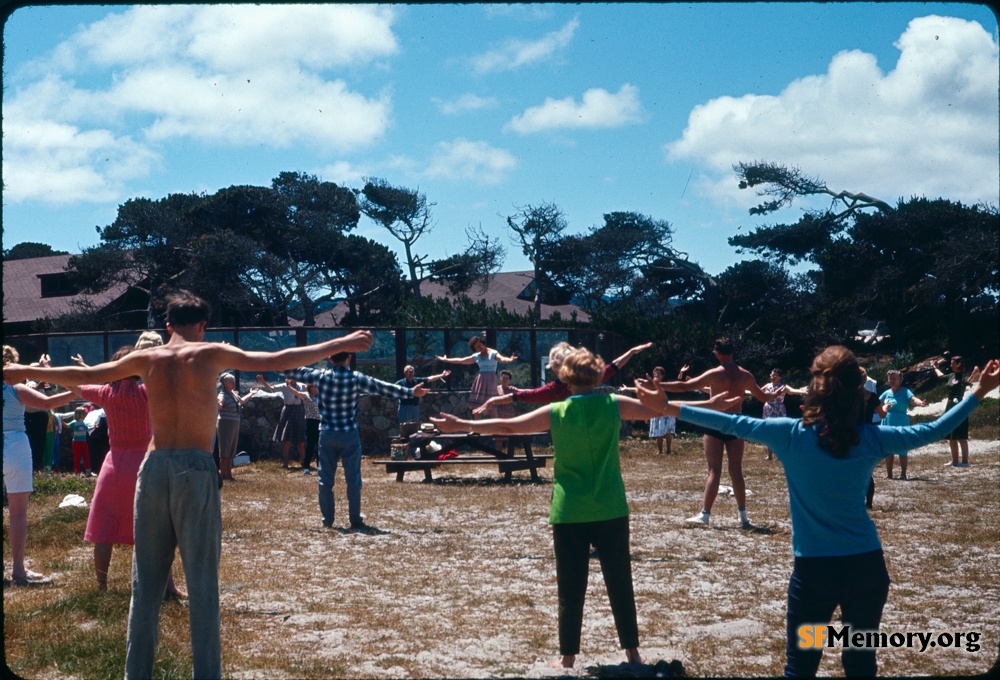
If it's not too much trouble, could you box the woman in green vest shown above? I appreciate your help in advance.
[433,347,725,669]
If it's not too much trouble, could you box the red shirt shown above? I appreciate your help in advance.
[512,363,619,404]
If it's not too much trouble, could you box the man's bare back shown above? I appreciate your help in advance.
[661,361,768,413]
[690,364,766,413]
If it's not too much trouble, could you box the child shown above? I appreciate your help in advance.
[494,370,516,418]
[494,369,517,450]
[67,406,94,476]
[646,367,676,455]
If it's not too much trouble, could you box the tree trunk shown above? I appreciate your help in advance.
[532,258,541,326]
[404,242,422,299]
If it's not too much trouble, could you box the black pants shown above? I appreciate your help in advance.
[303,418,320,469]
[784,549,890,677]
[552,515,639,656]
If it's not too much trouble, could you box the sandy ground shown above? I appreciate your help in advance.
[201,434,999,679]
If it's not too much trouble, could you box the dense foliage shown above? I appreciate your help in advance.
[8,164,996,377]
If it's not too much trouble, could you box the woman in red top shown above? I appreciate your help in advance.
[70,346,184,596]
[473,341,652,414]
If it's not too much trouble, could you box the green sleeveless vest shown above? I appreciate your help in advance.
[548,393,629,524]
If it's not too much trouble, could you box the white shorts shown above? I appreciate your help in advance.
[649,416,676,438]
[3,432,34,493]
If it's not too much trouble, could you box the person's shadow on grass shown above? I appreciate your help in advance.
[584,658,685,678]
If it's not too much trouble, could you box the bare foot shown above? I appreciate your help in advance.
[165,584,188,600]
[547,655,575,669]
[625,648,642,665]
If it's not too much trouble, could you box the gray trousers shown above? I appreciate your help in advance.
[125,449,222,679]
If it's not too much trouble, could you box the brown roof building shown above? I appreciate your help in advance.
[290,271,590,327]
[2,255,138,336]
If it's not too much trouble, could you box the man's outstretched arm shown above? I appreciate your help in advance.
[219,331,373,372]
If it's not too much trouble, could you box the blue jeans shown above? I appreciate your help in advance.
[784,549,890,677]
[317,428,363,526]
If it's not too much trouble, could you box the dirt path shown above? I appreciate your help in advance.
[212,437,998,678]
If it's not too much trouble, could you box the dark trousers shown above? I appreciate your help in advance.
[552,515,639,656]
[304,418,320,469]
[25,411,48,470]
[784,549,890,677]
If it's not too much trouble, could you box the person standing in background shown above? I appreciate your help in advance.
[934,356,980,467]
[256,375,308,469]
[436,336,517,418]
[216,373,258,481]
[878,370,927,480]
[4,345,76,586]
[395,365,451,425]
[658,338,771,529]
[66,406,95,476]
[301,384,322,475]
[761,368,788,461]
[281,352,427,531]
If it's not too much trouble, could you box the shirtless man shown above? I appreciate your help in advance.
[4,290,373,679]
[658,337,769,529]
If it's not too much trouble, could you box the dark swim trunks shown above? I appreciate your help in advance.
[687,423,740,442]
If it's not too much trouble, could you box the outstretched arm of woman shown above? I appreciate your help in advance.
[239,387,260,405]
[431,404,550,436]
[611,342,653,370]
[14,384,76,411]
[472,393,513,416]
[435,354,476,365]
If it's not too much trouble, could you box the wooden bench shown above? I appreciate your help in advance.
[381,454,553,482]
[383,431,550,482]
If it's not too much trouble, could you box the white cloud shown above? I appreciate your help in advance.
[472,17,578,73]
[423,139,517,184]
[433,93,498,115]
[2,113,158,204]
[506,84,645,134]
[665,15,999,209]
[4,5,398,206]
[317,161,369,187]
[58,5,398,72]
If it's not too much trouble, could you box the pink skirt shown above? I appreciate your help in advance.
[84,447,147,545]
[468,371,498,409]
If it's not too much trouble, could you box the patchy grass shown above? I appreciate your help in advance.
[5,433,998,678]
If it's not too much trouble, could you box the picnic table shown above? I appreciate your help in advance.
[381,432,551,482]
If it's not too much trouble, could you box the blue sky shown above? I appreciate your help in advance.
[3,3,997,277]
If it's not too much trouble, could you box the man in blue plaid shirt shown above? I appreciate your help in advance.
[281,351,428,530]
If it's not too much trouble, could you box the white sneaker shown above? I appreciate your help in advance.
[685,512,710,526]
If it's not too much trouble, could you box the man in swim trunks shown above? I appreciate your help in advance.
[4,290,373,679]
[658,337,770,528]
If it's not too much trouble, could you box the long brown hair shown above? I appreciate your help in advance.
[800,346,865,458]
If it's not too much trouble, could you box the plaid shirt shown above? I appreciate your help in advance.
[280,366,414,432]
